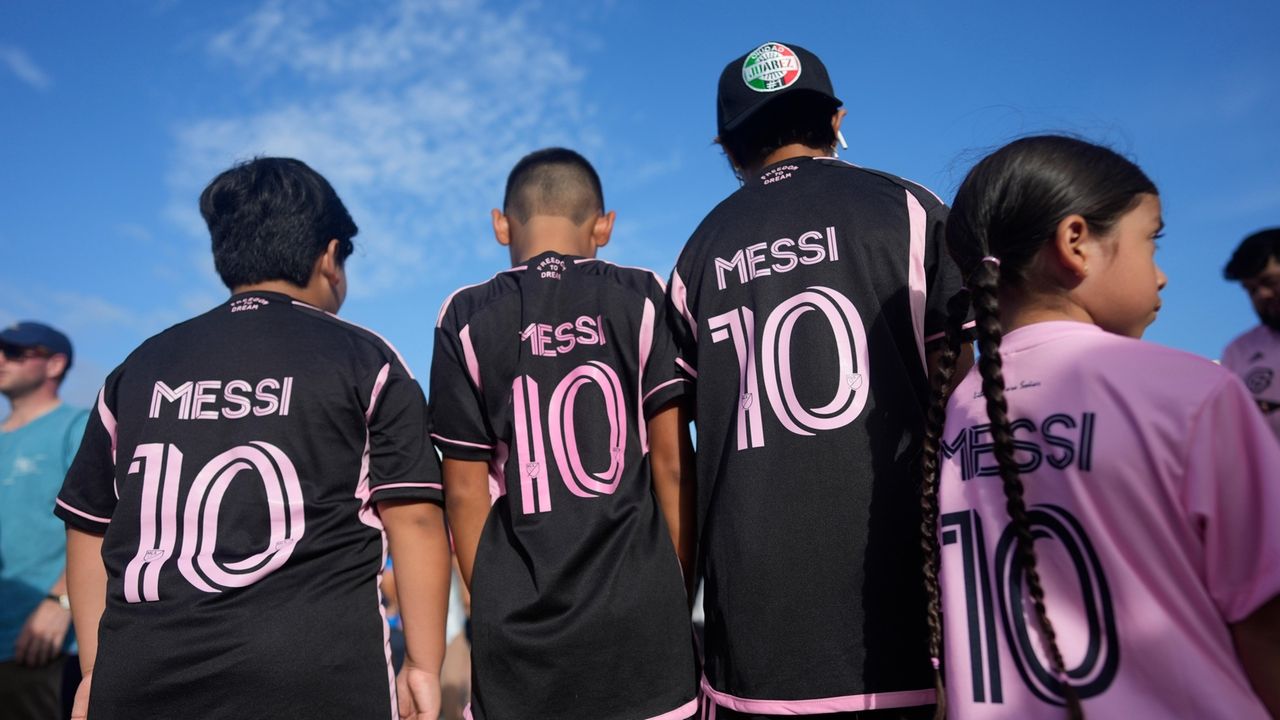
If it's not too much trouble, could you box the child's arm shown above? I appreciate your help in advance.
[381,500,451,720]
[66,527,107,719]
[1233,595,1280,715]
[442,458,492,591]
[648,399,696,597]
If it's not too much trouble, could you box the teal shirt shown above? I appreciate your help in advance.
[0,403,88,661]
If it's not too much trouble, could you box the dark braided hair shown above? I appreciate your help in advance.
[922,135,1156,719]
[918,293,971,720]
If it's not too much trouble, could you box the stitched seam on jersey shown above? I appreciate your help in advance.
[435,266,528,328]
[291,300,417,380]
[572,257,668,292]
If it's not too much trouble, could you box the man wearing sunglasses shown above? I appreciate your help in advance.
[0,321,88,720]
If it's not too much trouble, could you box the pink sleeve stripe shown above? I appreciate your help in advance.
[905,190,929,375]
[55,498,112,525]
[435,266,528,328]
[366,363,391,422]
[643,698,698,720]
[459,323,482,391]
[642,377,690,405]
[291,301,416,380]
[430,433,494,450]
[701,675,935,714]
[370,482,444,493]
[670,269,697,340]
[96,387,118,461]
[675,357,698,379]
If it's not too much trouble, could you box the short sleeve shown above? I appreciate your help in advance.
[366,360,443,506]
[56,386,119,535]
[922,202,971,343]
[641,280,693,418]
[429,312,495,461]
[666,266,698,391]
[1182,374,1280,622]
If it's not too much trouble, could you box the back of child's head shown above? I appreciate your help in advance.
[200,157,357,291]
[717,92,840,174]
[918,135,1158,720]
[503,148,604,225]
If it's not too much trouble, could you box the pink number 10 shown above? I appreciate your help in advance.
[512,361,628,515]
[709,286,870,450]
[124,441,306,603]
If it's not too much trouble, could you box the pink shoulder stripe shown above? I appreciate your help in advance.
[96,387,118,463]
[906,190,929,375]
[670,269,697,340]
[291,301,416,380]
[435,266,528,328]
[55,498,112,525]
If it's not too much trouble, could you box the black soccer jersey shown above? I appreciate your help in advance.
[670,156,965,714]
[431,253,698,720]
[55,291,442,720]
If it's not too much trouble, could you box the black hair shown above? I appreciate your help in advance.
[1224,227,1280,281]
[200,157,357,290]
[920,135,1157,720]
[503,147,604,225]
[718,92,840,174]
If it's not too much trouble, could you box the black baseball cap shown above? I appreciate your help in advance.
[717,41,842,135]
[0,321,74,367]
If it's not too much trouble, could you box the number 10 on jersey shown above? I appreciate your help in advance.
[709,286,870,449]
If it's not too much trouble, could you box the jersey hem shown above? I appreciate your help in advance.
[700,677,935,714]
[464,696,697,720]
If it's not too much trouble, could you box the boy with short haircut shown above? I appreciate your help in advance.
[1222,227,1280,440]
[58,157,451,720]
[431,147,698,720]
[670,42,970,718]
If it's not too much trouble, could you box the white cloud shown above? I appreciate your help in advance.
[168,0,598,298]
[0,44,51,91]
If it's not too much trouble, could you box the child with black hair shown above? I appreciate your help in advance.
[920,136,1280,719]
[431,148,698,720]
[58,157,451,719]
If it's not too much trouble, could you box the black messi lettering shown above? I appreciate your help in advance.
[943,412,1096,481]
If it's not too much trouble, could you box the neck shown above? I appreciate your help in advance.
[2,387,60,431]
[509,217,596,265]
[999,292,1096,334]
[748,143,831,174]
[232,280,332,313]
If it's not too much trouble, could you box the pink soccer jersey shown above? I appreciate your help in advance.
[1221,324,1280,441]
[937,321,1280,719]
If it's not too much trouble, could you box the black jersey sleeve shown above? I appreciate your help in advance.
[642,278,693,418]
[366,360,444,505]
[666,266,698,389]
[922,201,970,343]
[56,380,120,535]
[429,312,495,462]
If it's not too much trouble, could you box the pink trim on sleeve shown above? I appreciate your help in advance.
[675,357,698,379]
[366,363,391,422]
[430,433,495,451]
[670,269,697,340]
[55,498,112,525]
[638,298,656,453]
[459,324,482,391]
[701,675,935,714]
[906,190,929,375]
[370,482,444,493]
[643,378,690,405]
[97,387,118,463]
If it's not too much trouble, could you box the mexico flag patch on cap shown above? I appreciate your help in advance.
[742,42,802,92]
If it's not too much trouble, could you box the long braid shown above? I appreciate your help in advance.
[969,261,1084,720]
[919,294,970,720]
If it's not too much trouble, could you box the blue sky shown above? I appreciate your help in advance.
[3,0,1278,409]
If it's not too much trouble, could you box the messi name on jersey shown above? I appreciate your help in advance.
[520,315,606,357]
[714,225,840,290]
[941,412,1097,481]
[149,378,295,420]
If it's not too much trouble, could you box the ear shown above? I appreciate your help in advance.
[44,353,68,383]
[592,210,616,249]
[492,209,511,247]
[831,108,847,139]
[317,238,343,286]
[714,136,744,174]
[1050,214,1091,279]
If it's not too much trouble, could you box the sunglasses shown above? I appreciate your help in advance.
[0,345,51,362]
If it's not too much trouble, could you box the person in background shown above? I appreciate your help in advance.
[1222,227,1280,441]
[0,321,88,720]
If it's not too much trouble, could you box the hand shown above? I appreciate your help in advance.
[396,661,442,720]
[14,598,71,666]
[71,671,92,719]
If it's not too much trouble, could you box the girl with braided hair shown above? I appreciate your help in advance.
[920,135,1280,719]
